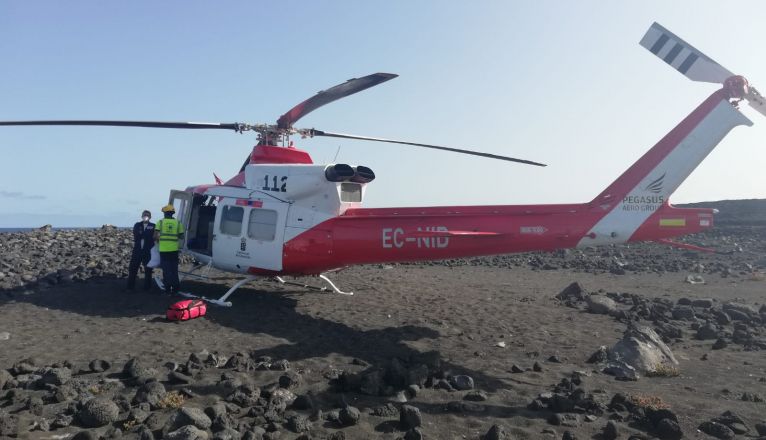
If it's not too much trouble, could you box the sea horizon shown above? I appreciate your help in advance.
[0,226,129,233]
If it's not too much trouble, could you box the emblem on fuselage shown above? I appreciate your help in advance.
[645,173,665,194]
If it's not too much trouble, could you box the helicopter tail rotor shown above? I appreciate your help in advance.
[641,22,766,118]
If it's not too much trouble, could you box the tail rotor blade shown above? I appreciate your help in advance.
[640,22,734,84]
[277,73,398,129]
[303,129,547,166]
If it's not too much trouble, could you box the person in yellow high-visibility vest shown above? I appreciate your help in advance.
[153,204,185,294]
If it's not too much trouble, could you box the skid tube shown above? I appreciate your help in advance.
[273,273,354,295]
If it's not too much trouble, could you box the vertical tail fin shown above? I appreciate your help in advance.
[581,91,750,246]
[579,23,758,247]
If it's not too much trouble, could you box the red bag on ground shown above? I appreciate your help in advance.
[166,299,207,321]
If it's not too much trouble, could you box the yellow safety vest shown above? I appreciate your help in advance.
[157,218,185,252]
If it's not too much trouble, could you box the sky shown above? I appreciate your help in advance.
[0,1,764,227]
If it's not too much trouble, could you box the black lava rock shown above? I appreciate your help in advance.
[78,398,119,427]
[400,405,422,429]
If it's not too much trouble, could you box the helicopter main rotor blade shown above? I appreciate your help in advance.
[277,73,398,129]
[0,120,247,131]
[304,129,547,167]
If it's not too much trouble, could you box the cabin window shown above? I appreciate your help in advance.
[340,182,362,203]
[248,209,278,241]
[220,205,244,236]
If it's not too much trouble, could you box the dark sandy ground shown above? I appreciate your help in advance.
[1,246,765,439]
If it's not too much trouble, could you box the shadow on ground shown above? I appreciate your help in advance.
[0,276,514,402]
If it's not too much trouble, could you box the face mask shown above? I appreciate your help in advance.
[142,216,150,222]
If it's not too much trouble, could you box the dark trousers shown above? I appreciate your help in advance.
[160,251,180,292]
[127,250,152,290]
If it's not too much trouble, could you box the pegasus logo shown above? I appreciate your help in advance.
[645,173,665,194]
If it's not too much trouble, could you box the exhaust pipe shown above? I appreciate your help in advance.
[351,166,375,183]
[325,164,355,182]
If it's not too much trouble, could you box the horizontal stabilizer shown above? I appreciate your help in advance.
[640,22,733,84]
[656,239,715,253]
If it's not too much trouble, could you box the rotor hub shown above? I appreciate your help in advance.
[724,75,749,100]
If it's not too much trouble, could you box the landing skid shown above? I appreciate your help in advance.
[174,275,257,307]
[178,260,214,281]
[154,271,352,308]
[273,273,353,295]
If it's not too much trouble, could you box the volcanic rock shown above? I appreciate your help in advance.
[696,322,719,340]
[0,369,11,389]
[123,358,157,382]
[12,358,39,375]
[52,413,73,429]
[482,425,510,440]
[587,346,609,364]
[404,427,424,440]
[278,371,301,390]
[41,367,71,386]
[166,425,209,440]
[78,397,120,427]
[713,411,749,434]
[338,405,361,426]
[602,421,618,440]
[741,392,764,402]
[556,282,585,301]
[603,361,638,381]
[699,421,735,439]
[723,302,759,319]
[609,325,678,373]
[133,380,167,408]
[213,428,240,440]
[400,405,422,429]
[586,294,618,316]
[164,407,213,434]
[464,390,488,401]
[72,431,99,440]
[549,413,580,427]
[270,388,296,407]
[656,418,683,439]
[671,305,695,321]
[449,375,474,390]
[26,396,44,416]
[692,298,714,308]
[0,413,22,437]
[287,414,311,433]
[371,403,399,417]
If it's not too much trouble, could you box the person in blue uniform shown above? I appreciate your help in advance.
[126,210,155,291]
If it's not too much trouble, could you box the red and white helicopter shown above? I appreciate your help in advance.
[2,23,764,306]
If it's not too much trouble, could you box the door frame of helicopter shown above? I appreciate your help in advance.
[153,187,286,306]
